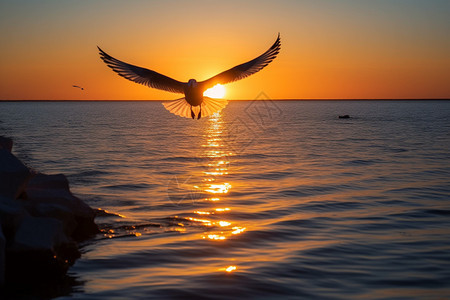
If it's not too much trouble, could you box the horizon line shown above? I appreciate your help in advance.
[1,98,449,102]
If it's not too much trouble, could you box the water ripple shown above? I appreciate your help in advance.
[2,101,450,299]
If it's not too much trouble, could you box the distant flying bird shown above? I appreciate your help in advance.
[73,85,84,91]
[98,34,281,119]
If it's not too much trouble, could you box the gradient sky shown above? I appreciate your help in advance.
[1,0,449,100]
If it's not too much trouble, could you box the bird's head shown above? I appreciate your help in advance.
[187,79,198,87]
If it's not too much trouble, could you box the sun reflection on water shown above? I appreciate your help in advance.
[215,208,230,212]
[194,210,211,215]
[166,111,246,273]
[219,266,237,273]
[204,182,232,194]
[187,111,248,247]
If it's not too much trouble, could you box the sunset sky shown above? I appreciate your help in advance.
[1,0,449,100]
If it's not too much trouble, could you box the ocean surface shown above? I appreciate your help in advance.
[1,100,449,299]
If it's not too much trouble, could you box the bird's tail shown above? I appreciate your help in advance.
[162,97,228,119]
[162,97,193,118]
[201,97,228,118]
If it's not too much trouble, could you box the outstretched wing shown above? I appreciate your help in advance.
[200,34,281,89]
[98,47,185,94]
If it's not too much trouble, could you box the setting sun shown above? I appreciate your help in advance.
[203,84,226,99]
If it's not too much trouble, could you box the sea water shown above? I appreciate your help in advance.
[1,100,449,299]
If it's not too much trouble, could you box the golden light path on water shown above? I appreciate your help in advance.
[100,111,243,274]
[195,112,245,273]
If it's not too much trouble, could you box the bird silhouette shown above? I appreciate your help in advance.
[98,34,280,119]
[73,85,84,90]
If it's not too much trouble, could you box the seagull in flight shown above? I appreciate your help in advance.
[98,34,280,119]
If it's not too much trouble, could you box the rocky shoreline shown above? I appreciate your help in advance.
[0,136,98,287]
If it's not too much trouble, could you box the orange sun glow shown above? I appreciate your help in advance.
[203,84,226,99]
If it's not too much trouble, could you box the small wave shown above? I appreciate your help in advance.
[278,183,353,198]
[342,159,383,166]
[278,189,311,198]
[95,208,125,218]
[388,208,450,220]
[234,153,272,160]
[115,223,161,230]
[236,229,306,246]
[101,183,158,190]
[241,170,294,180]
[271,218,319,228]
[425,209,450,216]
[387,186,450,201]
[160,156,200,162]
[298,200,365,212]
[71,170,110,177]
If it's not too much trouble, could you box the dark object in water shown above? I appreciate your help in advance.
[339,115,350,119]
